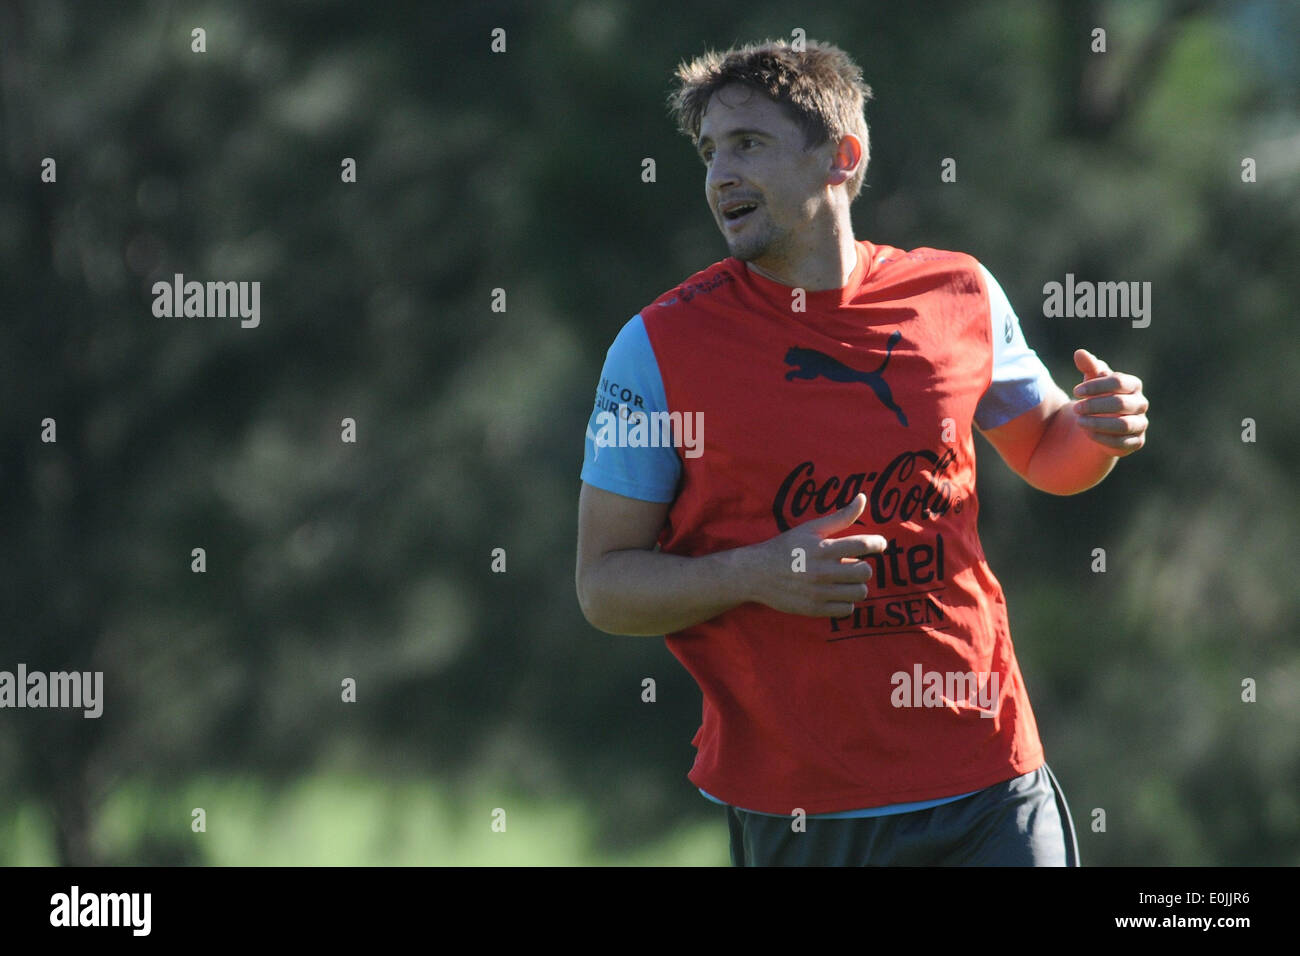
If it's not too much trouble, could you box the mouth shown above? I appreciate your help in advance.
[720,201,759,228]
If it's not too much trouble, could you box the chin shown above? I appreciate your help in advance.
[726,224,783,264]
[728,237,771,262]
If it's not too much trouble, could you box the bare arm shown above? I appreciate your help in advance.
[978,382,1116,494]
[575,482,885,636]
[978,349,1148,495]
[575,483,750,635]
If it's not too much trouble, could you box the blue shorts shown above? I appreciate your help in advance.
[725,763,1080,866]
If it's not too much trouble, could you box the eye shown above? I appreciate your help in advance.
[740,137,759,149]
[700,148,714,164]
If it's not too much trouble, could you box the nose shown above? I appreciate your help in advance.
[706,152,739,192]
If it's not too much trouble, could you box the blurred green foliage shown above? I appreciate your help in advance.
[1,0,1296,865]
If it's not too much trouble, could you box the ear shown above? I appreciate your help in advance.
[827,133,863,187]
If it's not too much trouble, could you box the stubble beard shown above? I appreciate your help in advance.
[726,212,791,266]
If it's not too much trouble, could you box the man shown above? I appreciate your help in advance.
[575,39,1148,866]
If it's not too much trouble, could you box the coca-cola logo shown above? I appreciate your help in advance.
[772,448,959,531]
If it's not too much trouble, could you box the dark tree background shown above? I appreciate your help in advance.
[1,0,1296,865]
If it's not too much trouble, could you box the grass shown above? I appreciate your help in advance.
[1,772,729,866]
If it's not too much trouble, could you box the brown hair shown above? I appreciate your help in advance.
[667,39,874,201]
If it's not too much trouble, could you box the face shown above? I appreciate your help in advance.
[696,83,838,270]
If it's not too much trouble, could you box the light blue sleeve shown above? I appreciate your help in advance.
[974,263,1057,430]
[580,314,681,503]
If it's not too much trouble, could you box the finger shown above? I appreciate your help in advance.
[1075,393,1148,416]
[1074,348,1110,379]
[820,596,867,618]
[803,493,866,534]
[1077,414,1147,436]
[1081,429,1146,453]
[825,561,874,584]
[822,581,871,602]
[1073,372,1143,397]
[1095,434,1145,453]
[820,533,888,558]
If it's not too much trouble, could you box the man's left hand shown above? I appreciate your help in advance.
[1071,349,1149,457]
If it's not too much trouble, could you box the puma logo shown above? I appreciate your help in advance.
[784,331,909,427]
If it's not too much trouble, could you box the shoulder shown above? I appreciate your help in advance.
[640,258,743,325]
[866,243,984,295]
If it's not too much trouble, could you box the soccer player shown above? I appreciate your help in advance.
[575,39,1149,866]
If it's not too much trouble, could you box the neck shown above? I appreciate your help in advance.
[745,208,858,290]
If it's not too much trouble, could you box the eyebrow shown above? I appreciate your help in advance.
[697,127,771,152]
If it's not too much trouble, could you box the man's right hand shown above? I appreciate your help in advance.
[740,493,886,618]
